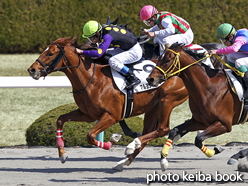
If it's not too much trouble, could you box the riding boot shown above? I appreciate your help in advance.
[243,71,248,99]
[124,69,141,89]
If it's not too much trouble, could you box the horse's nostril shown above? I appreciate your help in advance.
[146,77,154,84]
[28,68,36,74]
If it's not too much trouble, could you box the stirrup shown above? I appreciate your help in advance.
[125,79,141,89]
[243,90,248,99]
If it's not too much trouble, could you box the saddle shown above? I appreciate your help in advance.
[224,69,248,124]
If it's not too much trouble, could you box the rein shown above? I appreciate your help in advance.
[155,49,211,79]
[213,54,244,77]
[72,62,96,94]
[156,49,245,79]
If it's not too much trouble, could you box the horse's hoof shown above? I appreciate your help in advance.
[214,145,225,154]
[238,162,248,172]
[112,158,131,171]
[112,163,124,171]
[110,134,122,143]
[227,158,238,165]
[160,158,169,172]
[160,158,169,171]
[60,153,68,164]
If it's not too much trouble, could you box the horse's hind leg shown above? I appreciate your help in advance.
[112,111,159,171]
[56,109,95,163]
[87,112,119,149]
[195,121,229,158]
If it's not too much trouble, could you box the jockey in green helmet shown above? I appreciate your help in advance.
[210,23,248,99]
[215,23,236,45]
[75,20,142,89]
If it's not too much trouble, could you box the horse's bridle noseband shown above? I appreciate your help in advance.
[36,43,81,76]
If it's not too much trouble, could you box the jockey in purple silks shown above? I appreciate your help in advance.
[75,20,142,89]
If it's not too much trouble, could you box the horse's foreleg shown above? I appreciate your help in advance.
[228,148,248,165]
[195,121,227,158]
[119,120,141,138]
[160,119,205,171]
[56,109,95,163]
[87,112,118,150]
[125,105,160,155]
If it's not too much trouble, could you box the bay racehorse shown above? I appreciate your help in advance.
[78,28,228,170]
[146,43,246,171]
[27,37,189,166]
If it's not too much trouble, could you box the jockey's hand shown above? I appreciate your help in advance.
[147,32,155,38]
[209,50,218,55]
[75,48,84,54]
[142,29,149,36]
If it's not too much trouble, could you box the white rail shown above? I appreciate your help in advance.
[0,76,71,88]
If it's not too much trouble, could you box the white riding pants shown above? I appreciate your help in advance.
[227,52,248,69]
[154,28,194,55]
[107,43,143,72]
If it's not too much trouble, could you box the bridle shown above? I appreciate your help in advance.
[155,49,211,80]
[36,43,81,77]
[35,42,96,94]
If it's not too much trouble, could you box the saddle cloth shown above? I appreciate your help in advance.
[110,60,164,94]
[224,69,243,101]
[186,44,214,69]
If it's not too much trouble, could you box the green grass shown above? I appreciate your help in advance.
[0,54,73,146]
[0,54,247,146]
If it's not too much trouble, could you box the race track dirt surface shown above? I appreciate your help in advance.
[1,145,248,186]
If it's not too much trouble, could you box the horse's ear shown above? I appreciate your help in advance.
[174,44,185,53]
[179,45,185,52]
[111,17,119,25]
[106,16,111,25]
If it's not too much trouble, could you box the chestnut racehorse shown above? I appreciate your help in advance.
[27,37,188,166]
[147,44,245,171]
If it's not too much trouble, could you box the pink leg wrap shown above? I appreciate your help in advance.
[56,130,64,148]
[97,141,112,150]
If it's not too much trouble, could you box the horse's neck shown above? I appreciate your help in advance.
[179,53,212,98]
[64,52,96,92]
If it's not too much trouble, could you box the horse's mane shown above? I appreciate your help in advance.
[54,37,97,50]
[169,43,183,50]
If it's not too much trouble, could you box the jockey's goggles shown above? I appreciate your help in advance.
[143,17,154,26]
[220,26,234,44]
[220,36,229,44]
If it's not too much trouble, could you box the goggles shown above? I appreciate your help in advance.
[220,26,234,45]
[220,36,229,44]
[143,17,154,26]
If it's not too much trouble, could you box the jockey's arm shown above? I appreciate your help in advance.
[79,34,113,58]
[217,36,246,55]
[152,18,175,38]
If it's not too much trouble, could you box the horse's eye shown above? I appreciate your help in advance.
[165,59,170,63]
[48,52,53,57]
